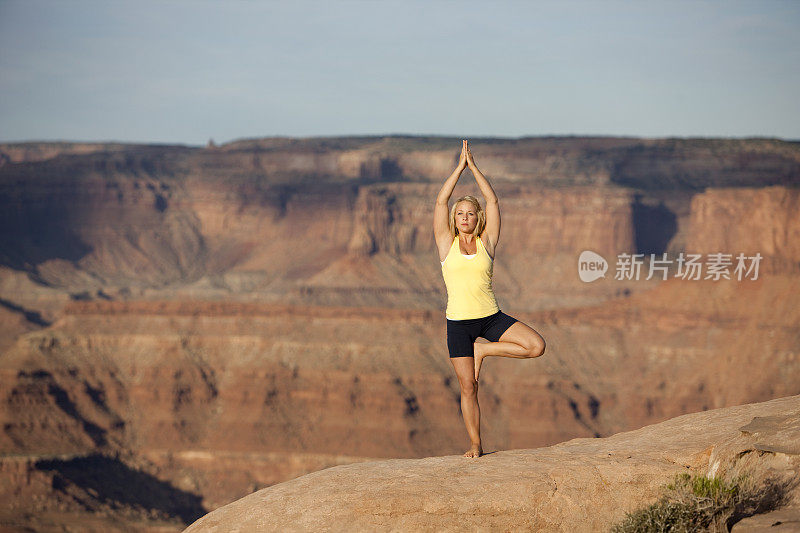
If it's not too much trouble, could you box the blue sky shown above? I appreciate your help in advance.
[1,0,798,145]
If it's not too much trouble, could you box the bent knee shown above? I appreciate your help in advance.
[527,338,546,358]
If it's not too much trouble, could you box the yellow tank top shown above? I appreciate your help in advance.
[440,235,500,320]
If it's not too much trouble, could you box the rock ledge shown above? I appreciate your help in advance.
[185,395,800,532]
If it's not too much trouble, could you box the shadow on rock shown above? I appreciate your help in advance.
[35,453,206,525]
[729,474,799,530]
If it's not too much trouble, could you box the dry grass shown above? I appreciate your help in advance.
[610,471,792,533]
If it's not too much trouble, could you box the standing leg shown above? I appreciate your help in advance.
[450,356,483,458]
[474,321,546,380]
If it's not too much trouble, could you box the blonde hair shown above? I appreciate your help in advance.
[448,195,486,239]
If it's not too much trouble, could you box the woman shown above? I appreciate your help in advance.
[433,139,546,458]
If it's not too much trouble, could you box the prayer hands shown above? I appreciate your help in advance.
[465,141,476,169]
[458,139,468,170]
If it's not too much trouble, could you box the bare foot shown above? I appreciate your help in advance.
[473,342,486,381]
[463,443,483,458]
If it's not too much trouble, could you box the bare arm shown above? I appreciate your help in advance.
[466,145,500,254]
[433,140,468,252]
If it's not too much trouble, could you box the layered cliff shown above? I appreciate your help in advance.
[2,137,799,308]
[0,135,798,530]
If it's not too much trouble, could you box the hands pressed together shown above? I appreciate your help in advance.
[457,139,477,171]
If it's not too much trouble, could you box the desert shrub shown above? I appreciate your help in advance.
[609,471,788,533]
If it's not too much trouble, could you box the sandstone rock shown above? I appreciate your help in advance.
[184,394,800,532]
[1,266,797,515]
[1,136,799,530]
[2,137,799,300]
[731,507,800,532]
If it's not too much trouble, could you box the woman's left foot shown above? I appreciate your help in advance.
[463,443,483,458]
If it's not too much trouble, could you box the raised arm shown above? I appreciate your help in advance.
[466,144,500,256]
[433,140,467,256]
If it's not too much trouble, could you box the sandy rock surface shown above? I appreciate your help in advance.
[184,394,800,532]
[731,507,800,532]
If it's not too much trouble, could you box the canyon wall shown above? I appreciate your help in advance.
[0,136,798,530]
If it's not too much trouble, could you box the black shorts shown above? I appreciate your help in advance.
[446,310,519,358]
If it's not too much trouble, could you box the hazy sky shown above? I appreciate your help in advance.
[1,0,798,145]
